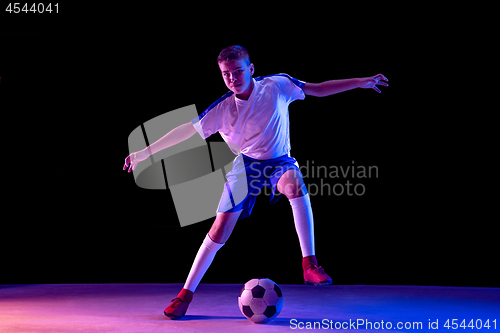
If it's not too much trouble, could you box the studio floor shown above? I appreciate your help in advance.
[0,283,498,332]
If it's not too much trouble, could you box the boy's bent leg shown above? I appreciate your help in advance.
[277,169,314,257]
[164,211,242,319]
[277,169,332,286]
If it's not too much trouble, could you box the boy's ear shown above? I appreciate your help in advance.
[249,63,255,76]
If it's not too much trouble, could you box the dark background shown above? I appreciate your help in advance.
[1,4,494,287]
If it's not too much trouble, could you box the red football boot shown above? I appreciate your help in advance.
[164,288,194,320]
[303,255,333,286]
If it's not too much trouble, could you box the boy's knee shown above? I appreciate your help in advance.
[209,221,228,243]
[208,211,241,243]
[279,176,307,199]
[283,182,307,199]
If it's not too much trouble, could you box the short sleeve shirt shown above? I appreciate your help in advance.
[191,74,305,160]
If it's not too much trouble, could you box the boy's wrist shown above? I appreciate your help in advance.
[138,148,151,160]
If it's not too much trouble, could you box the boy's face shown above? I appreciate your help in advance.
[218,58,255,99]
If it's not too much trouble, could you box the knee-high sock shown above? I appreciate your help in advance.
[289,193,315,258]
[183,234,224,293]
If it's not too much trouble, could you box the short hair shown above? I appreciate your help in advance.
[217,45,251,65]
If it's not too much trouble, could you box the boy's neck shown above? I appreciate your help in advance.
[235,79,254,100]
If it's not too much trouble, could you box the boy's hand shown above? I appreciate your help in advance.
[358,74,389,93]
[123,151,147,173]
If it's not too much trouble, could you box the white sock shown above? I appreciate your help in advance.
[289,193,315,257]
[183,234,224,293]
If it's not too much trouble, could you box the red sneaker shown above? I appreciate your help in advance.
[303,255,332,286]
[164,288,193,320]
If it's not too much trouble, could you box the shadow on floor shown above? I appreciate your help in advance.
[177,315,247,321]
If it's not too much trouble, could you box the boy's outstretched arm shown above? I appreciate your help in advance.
[303,73,388,96]
[123,122,197,173]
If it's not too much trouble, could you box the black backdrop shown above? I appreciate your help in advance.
[1,4,495,287]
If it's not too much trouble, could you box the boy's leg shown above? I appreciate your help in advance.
[183,210,242,292]
[277,169,332,286]
[164,210,242,319]
[277,169,314,257]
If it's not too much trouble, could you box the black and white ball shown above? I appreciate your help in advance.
[238,278,283,324]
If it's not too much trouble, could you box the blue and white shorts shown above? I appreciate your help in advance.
[217,153,306,219]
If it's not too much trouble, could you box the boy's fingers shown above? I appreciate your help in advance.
[124,156,130,168]
[372,86,381,93]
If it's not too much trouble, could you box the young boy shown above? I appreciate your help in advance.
[123,45,388,319]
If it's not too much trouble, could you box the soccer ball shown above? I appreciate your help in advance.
[238,278,283,324]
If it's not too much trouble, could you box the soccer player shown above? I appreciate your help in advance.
[123,45,388,319]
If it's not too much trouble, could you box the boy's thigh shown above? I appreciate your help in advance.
[215,210,243,224]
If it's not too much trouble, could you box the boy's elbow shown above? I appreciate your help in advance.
[186,121,198,137]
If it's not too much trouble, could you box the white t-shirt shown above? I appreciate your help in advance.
[192,74,306,160]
